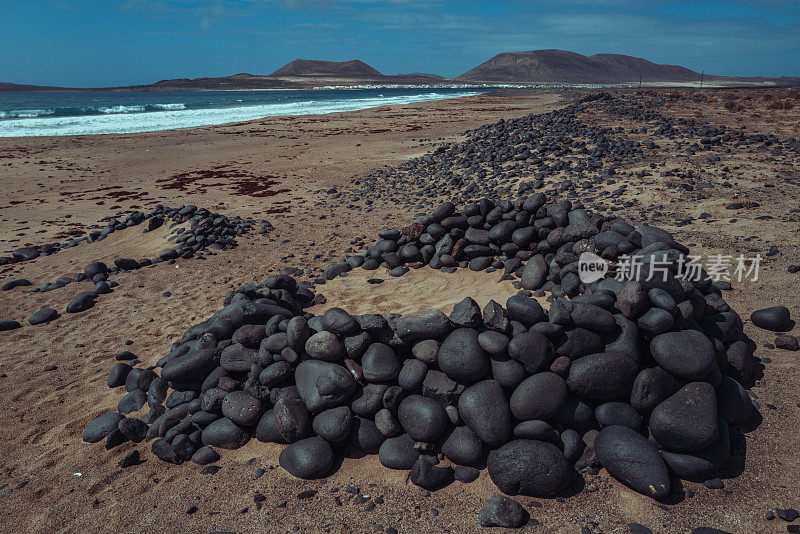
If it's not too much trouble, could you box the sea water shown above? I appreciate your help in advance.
[0,88,487,137]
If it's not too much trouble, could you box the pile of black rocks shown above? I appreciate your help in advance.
[84,194,759,506]
[1,204,262,267]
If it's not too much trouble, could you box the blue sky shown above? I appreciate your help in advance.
[2,0,799,86]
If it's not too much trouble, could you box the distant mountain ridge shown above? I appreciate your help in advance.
[456,49,702,83]
[2,51,798,91]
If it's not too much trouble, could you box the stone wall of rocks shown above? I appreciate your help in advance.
[348,92,798,213]
[84,194,760,505]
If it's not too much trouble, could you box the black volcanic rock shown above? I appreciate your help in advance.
[458,379,511,447]
[509,372,568,421]
[295,360,356,413]
[750,306,791,332]
[478,494,528,528]
[567,353,637,400]
[649,382,718,452]
[487,439,572,497]
[650,330,716,380]
[378,433,420,469]
[201,418,250,449]
[278,437,334,479]
[437,328,490,383]
[595,425,670,499]
[397,395,448,442]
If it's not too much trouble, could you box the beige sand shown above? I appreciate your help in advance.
[0,88,798,533]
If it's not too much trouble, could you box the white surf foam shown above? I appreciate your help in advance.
[0,92,481,137]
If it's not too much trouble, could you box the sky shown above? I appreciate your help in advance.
[2,0,799,87]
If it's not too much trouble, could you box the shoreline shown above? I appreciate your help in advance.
[0,89,492,139]
[3,78,799,94]
[0,90,566,250]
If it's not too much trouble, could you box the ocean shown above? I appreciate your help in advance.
[0,88,487,137]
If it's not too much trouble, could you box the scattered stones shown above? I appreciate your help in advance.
[751,306,792,332]
[775,335,799,351]
[0,320,22,331]
[28,308,58,325]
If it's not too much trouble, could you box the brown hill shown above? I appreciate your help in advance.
[0,82,76,92]
[456,50,702,83]
[269,59,383,78]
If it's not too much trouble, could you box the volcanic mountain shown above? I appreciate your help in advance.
[269,59,383,79]
[456,50,702,84]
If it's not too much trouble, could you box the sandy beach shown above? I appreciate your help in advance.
[1,87,799,534]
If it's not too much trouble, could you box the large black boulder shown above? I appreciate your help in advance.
[437,328,489,383]
[221,391,263,426]
[311,406,352,442]
[487,439,572,497]
[458,380,511,447]
[273,396,311,442]
[378,433,420,469]
[650,330,716,380]
[661,418,730,480]
[395,309,451,341]
[509,372,568,421]
[505,295,544,327]
[201,417,250,449]
[441,425,485,467]
[321,307,360,336]
[278,436,334,479]
[83,412,125,443]
[397,395,449,442]
[295,360,357,413]
[305,331,346,361]
[29,308,58,325]
[595,425,670,500]
[649,382,718,452]
[507,331,553,374]
[520,255,548,290]
[629,367,681,415]
[566,353,638,400]
[361,343,401,382]
[410,457,454,490]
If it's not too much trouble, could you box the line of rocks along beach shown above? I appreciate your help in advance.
[0,88,798,533]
